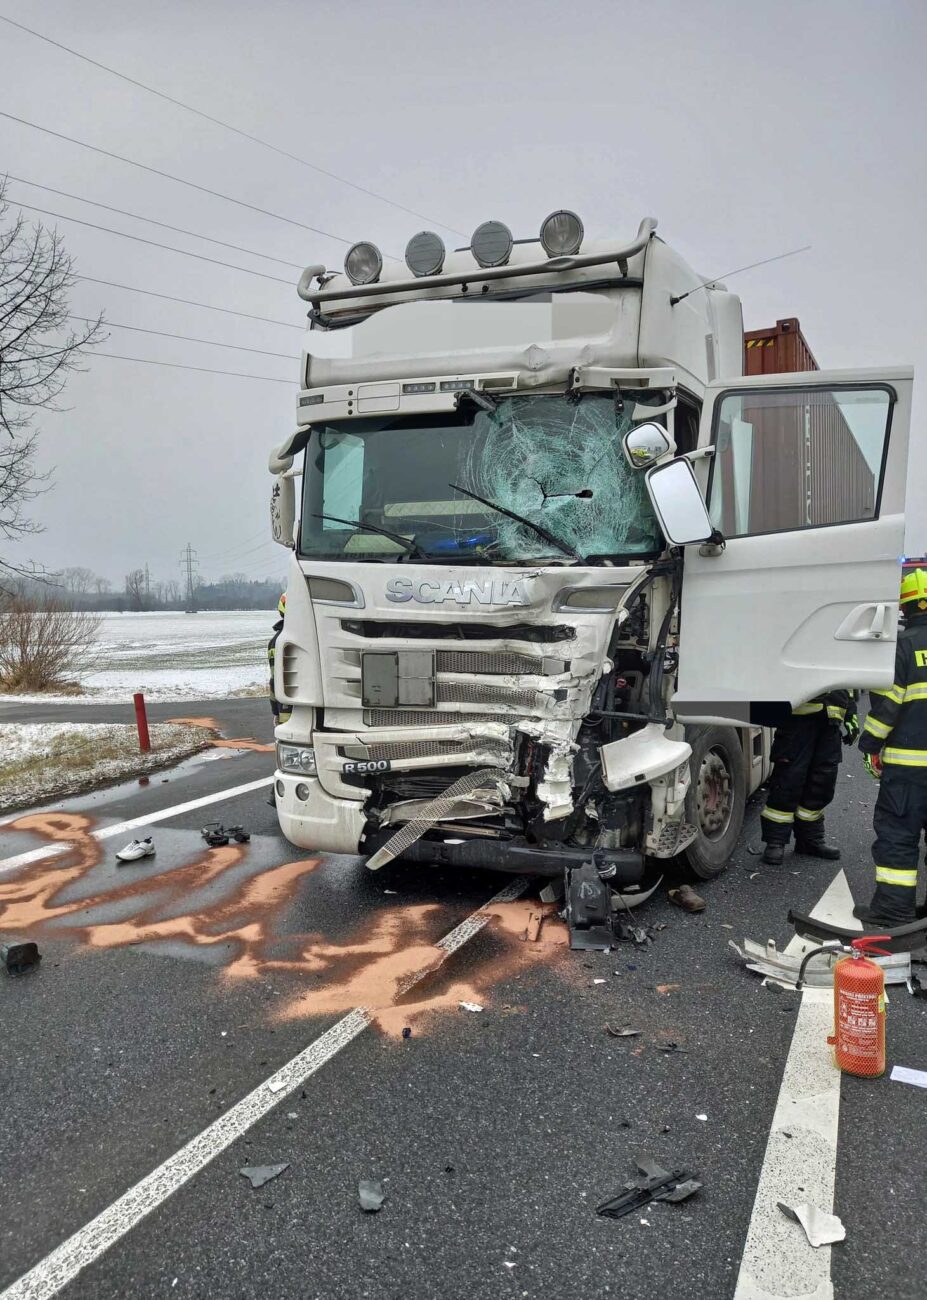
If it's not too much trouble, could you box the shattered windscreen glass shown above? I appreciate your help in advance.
[299,395,662,564]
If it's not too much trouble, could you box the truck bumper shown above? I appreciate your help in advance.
[275,772,365,856]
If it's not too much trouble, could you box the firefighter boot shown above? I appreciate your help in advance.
[854,880,917,927]
[762,843,785,866]
[793,819,841,861]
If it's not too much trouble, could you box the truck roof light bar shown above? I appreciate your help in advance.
[297,217,657,305]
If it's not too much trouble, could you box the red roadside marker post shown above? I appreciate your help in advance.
[133,691,151,753]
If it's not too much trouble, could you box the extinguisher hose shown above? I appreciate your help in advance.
[796,942,843,990]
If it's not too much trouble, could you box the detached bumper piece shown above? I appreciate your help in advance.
[788,909,927,956]
[566,863,613,951]
[730,936,911,987]
[2,941,41,977]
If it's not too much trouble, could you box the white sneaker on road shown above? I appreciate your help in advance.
[116,837,156,863]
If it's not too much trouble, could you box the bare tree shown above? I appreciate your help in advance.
[92,574,112,596]
[0,179,104,584]
[124,568,147,611]
[0,593,100,692]
[58,565,96,595]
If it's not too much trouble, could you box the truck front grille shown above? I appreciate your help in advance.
[340,738,510,763]
[435,649,551,675]
[364,709,501,727]
[436,681,542,709]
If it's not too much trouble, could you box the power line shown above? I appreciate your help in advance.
[5,174,303,268]
[0,109,360,247]
[75,275,305,330]
[0,13,465,238]
[68,314,297,361]
[14,200,294,285]
[92,350,294,384]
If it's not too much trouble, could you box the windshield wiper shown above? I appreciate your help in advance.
[449,483,582,561]
[311,513,425,560]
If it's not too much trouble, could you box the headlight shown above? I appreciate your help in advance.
[470,219,513,268]
[277,743,318,776]
[405,230,445,277]
[540,209,584,257]
[344,241,382,285]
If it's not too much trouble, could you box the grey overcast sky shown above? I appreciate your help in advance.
[1,0,925,584]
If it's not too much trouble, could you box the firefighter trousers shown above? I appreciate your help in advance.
[761,714,842,846]
[869,769,927,921]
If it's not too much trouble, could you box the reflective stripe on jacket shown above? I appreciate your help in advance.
[859,613,927,775]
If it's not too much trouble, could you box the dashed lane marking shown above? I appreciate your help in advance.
[0,776,273,875]
[0,877,527,1300]
[733,869,861,1300]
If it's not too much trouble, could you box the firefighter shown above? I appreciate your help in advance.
[268,593,291,725]
[855,565,927,925]
[760,691,858,866]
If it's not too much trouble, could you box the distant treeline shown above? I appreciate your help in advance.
[10,569,285,613]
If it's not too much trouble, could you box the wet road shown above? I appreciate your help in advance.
[0,700,924,1300]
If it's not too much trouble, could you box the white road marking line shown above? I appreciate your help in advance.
[0,876,527,1300]
[0,777,273,875]
[734,869,861,1300]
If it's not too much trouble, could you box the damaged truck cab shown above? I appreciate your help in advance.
[269,214,912,900]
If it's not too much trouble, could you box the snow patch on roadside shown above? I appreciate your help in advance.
[0,722,213,813]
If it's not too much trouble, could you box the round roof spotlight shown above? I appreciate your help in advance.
[540,209,584,257]
[470,219,513,268]
[405,230,446,277]
[343,241,382,286]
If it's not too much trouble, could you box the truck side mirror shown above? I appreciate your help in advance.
[271,475,296,548]
[644,458,716,546]
[622,421,674,469]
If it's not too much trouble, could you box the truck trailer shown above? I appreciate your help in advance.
[267,214,911,921]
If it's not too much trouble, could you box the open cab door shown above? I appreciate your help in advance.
[647,368,912,725]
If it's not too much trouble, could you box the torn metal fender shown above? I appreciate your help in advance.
[730,937,911,987]
[788,909,927,956]
[600,722,692,793]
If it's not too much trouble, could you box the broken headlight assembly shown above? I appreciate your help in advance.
[277,743,318,776]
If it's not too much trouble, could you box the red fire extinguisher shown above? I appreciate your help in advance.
[827,935,891,1078]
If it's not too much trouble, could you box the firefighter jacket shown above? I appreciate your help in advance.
[792,690,855,724]
[858,612,927,781]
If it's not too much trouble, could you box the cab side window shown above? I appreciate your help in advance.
[708,386,892,538]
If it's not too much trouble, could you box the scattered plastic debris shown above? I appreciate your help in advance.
[746,847,762,856]
[668,885,706,913]
[605,1025,641,1038]
[592,978,607,985]
[1,941,41,977]
[459,1001,484,1013]
[890,1065,927,1090]
[720,924,734,931]
[383,889,398,895]
[358,1180,386,1212]
[201,822,230,847]
[656,983,680,995]
[226,824,251,844]
[402,1026,412,1039]
[596,1156,702,1220]
[523,909,544,943]
[614,915,654,946]
[777,1201,846,1247]
[696,1113,708,1122]
[287,1112,298,1120]
[503,1261,517,1269]
[115,837,155,863]
[240,1163,289,1189]
[267,1079,286,1094]
[655,1042,687,1054]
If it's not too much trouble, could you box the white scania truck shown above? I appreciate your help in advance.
[268,213,911,923]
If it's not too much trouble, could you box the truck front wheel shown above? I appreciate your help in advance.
[683,725,747,880]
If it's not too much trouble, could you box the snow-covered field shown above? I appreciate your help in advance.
[3,610,275,703]
[0,722,212,813]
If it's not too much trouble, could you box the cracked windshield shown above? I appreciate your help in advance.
[299,394,662,563]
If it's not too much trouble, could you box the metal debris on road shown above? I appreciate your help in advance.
[358,1180,387,1212]
[890,1065,927,1089]
[655,1042,687,1054]
[668,885,706,913]
[656,983,680,995]
[1,940,41,977]
[267,1079,286,1094]
[226,824,251,844]
[696,1113,708,1121]
[523,909,545,942]
[605,1025,641,1038]
[459,1001,484,1013]
[777,1201,846,1247]
[239,1163,289,1189]
[201,821,230,847]
[596,1156,702,1220]
[729,936,911,987]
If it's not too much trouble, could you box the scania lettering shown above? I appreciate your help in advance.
[268,212,912,916]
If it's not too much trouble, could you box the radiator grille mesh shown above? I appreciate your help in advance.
[364,709,501,727]
[435,649,543,675]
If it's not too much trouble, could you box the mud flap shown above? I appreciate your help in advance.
[788,908,927,955]
[566,863,614,951]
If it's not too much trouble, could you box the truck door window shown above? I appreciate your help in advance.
[708,385,893,538]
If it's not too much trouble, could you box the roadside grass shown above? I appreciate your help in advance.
[0,723,215,814]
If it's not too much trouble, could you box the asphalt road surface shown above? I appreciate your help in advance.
[1,699,924,1300]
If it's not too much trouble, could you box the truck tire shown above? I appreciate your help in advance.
[683,725,747,880]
